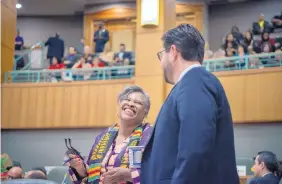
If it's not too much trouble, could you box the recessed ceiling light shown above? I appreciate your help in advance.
[16,3,22,9]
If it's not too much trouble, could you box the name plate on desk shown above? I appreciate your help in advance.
[237,165,247,176]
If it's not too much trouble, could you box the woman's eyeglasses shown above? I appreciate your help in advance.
[157,50,165,60]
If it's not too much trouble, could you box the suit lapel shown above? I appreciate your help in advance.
[143,84,178,153]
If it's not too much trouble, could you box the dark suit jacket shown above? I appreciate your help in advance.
[45,36,64,59]
[249,173,280,184]
[113,52,132,61]
[94,29,109,53]
[252,21,272,35]
[141,67,239,184]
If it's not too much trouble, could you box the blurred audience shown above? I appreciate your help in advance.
[231,26,244,44]
[243,31,253,49]
[272,11,282,29]
[259,32,276,52]
[49,57,65,70]
[223,33,238,56]
[94,22,109,53]
[83,45,94,63]
[64,47,79,68]
[98,43,114,65]
[113,43,132,66]
[24,171,47,180]
[7,167,22,180]
[253,14,272,35]
[15,30,24,51]
[45,33,65,65]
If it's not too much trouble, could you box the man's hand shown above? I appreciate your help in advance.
[102,168,132,184]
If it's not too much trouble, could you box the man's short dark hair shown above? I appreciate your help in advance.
[257,151,282,180]
[120,43,125,47]
[162,24,205,64]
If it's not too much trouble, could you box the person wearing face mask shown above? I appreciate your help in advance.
[64,86,153,184]
[249,151,281,184]
[94,22,109,53]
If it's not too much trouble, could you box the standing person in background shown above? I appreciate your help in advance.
[76,38,85,55]
[94,22,109,53]
[45,33,65,65]
[271,11,282,29]
[141,24,239,184]
[15,30,24,50]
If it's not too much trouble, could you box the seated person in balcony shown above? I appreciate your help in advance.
[249,151,281,184]
[224,49,236,68]
[237,45,247,67]
[64,86,153,184]
[243,31,253,49]
[91,56,105,68]
[113,43,132,66]
[64,47,79,68]
[223,33,238,55]
[272,11,282,29]
[231,26,244,44]
[15,30,24,51]
[99,43,114,66]
[260,43,275,65]
[253,14,272,35]
[49,57,65,69]
[83,45,94,63]
[72,56,92,80]
[259,32,276,52]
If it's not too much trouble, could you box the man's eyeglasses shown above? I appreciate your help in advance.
[157,50,165,60]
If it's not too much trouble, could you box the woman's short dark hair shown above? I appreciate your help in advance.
[257,151,282,180]
[162,24,205,64]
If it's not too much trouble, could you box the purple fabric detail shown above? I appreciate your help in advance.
[131,168,141,184]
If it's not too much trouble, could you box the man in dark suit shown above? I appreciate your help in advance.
[45,33,65,65]
[249,151,281,184]
[253,14,272,35]
[141,24,239,184]
[94,22,109,53]
[113,43,132,65]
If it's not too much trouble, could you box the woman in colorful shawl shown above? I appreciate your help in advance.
[64,85,153,184]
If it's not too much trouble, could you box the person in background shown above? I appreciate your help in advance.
[236,45,247,67]
[7,167,22,180]
[94,22,109,53]
[30,167,47,178]
[231,26,244,44]
[64,86,153,184]
[24,171,47,180]
[223,33,238,56]
[64,47,79,68]
[250,151,281,184]
[72,56,92,80]
[99,43,114,66]
[49,57,65,70]
[76,38,85,55]
[260,43,275,65]
[260,32,276,52]
[113,43,132,66]
[271,11,282,29]
[15,30,24,50]
[45,33,65,65]
[243,31,253,50]
[252,14,272,35]
[83,45,94,63]
[91,56,105,68]
[248,46,260,68]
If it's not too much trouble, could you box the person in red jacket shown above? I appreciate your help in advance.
[49,57,65,69]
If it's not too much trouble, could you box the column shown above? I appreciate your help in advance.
[1,0,17,82]
[135,0,176,123]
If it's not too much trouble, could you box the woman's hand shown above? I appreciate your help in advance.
[66,154,87,178]
[102,168,132,184]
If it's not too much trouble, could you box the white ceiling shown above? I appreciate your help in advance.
[17,0,135,16]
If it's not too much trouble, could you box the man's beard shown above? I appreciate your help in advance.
[163,62,174,85]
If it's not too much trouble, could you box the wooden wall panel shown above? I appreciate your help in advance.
[1,80,135,129]
[215,67,282,123]
[1,0,17,82]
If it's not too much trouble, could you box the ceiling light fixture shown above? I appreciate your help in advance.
[16,3,22,9]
